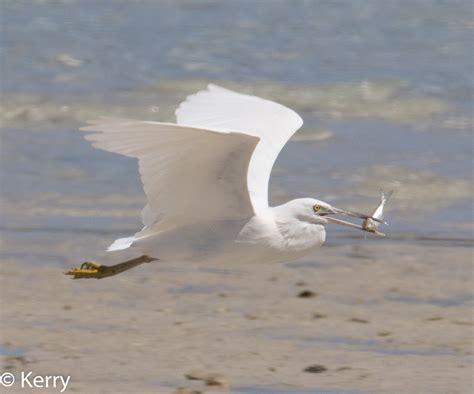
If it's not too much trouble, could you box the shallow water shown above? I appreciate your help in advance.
[1,1,472,257]
[0,345,25,357]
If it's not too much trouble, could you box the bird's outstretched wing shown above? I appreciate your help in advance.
[176,84,303,213]
[81,118,259,230]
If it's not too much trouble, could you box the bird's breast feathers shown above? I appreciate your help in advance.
[276,221,326,252]
[238,213,326,254]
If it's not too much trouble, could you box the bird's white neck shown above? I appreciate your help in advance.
[274,213,326,252]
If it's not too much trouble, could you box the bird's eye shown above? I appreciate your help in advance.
[313,204,321,213]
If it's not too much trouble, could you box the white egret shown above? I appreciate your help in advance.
[66,84,385,279]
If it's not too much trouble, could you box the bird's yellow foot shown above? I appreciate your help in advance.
[81,261,102,270]
[64,255,157,280]
[64,261,107,279]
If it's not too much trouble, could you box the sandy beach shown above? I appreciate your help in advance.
[1,239,472,393]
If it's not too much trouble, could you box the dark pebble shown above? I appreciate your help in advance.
[298,290,317,298]
[336,366,352,372]
[349,317,369,323]
[377,331,391,337]
[304,364,327,373]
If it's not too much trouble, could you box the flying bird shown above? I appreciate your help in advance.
[66,84,385,279]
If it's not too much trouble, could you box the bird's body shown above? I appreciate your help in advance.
[123,200,326,265]
[66,85,384,279]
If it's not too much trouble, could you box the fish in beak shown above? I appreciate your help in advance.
[361,190,393,236]
[323,202,389,236]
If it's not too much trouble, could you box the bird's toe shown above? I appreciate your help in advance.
[64,261,105,279]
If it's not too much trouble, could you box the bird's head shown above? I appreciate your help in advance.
[280,198,385,231]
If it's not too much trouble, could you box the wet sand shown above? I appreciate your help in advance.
[1,240,472,393]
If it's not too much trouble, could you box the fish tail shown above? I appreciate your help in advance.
[381,189,394,204]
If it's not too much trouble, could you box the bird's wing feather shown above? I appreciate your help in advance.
[176,84,303,212]
[81,118,259,229]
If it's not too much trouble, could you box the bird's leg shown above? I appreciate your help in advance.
[64,255,157,280]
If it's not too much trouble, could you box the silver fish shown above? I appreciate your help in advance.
[362,190,393,236]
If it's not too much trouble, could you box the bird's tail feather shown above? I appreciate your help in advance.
[107,236,135,252]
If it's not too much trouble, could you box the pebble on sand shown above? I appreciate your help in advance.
[349,317,369,323]
[298,290,317,298]
[205,374,229,388]
[312,313,327,319]
[185,371,229,388]
[304,364,328,373]
[377,331,391,336]
[174,388,202,394]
